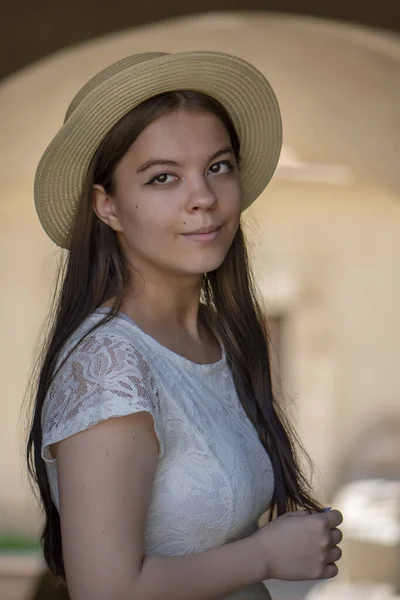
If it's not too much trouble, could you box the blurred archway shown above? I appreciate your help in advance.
[1,8,399,553]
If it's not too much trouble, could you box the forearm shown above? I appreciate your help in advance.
[135,534,264,600]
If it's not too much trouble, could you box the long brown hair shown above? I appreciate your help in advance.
[26,90,322,582]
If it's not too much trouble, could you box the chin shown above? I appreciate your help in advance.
[182,253,228,276]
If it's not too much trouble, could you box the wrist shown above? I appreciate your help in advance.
[247,529,270,583]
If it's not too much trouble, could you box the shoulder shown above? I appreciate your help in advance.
[42,313,164,458]
[53,313,158,395]
[45,313,161,418]
[55,312,153,377]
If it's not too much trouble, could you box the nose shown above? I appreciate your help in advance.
[185,175,217,213]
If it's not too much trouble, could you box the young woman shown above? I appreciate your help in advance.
[26,51,343,600]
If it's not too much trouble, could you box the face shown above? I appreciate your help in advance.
[93,108,242,280]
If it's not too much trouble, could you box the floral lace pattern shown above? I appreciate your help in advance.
[42,312,274,598]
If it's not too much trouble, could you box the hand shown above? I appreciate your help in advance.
[252,509,343,581]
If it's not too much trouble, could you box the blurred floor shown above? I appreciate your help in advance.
[266,580,317,599]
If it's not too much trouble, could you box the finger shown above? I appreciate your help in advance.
[325,509,343,528]
[324,563,339,579]
[331,528,343,546]
[327,546,342,563]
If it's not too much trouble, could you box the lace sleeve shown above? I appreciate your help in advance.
[41,328,164,462]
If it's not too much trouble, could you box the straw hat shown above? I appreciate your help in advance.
[34,51,282,248]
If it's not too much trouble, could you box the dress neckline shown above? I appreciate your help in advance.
[94,308,227,375]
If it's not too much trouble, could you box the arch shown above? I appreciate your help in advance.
[1,2,400,80]
[1,13,400,531]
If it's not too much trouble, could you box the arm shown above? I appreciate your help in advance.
[56,412,265,600]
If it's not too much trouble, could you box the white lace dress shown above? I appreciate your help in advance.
[41,310,275,599]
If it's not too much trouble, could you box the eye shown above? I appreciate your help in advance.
[208,160,234,175]
[146,173,177,186]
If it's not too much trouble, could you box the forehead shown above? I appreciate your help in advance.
[128,108,231,161]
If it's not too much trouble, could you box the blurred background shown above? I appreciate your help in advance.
[1,1,399,599]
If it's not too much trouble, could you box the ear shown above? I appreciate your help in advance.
[93,184,123,233]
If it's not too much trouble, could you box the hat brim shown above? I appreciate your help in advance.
[34,51,282,248]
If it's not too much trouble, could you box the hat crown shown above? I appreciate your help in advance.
[64,52,168,122]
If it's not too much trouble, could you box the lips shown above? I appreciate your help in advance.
[184,224,221,235]
[181,224,222,242]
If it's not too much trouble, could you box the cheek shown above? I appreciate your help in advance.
[219,183,243,219]
[213,174,242,201]
[120,200,179,245]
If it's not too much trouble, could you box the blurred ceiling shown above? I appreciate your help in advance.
[1,0,400,82]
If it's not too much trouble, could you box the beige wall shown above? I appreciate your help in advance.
[246,181,400,498]
[1,13,399,535]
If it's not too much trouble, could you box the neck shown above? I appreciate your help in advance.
[121,266,205,340]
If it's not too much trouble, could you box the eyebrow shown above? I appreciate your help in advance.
[136,146,234,174]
